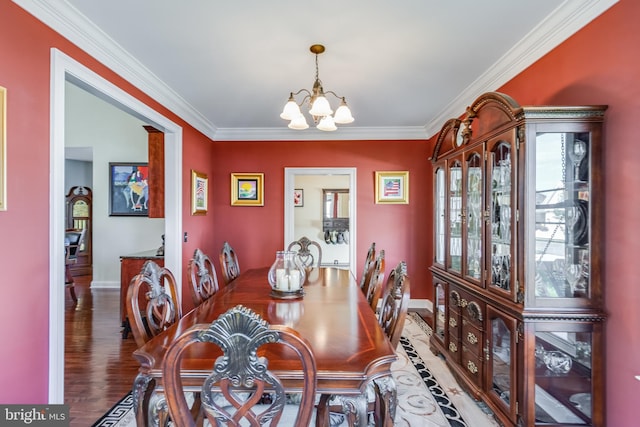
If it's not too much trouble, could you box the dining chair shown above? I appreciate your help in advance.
[359,242,376,293]
[219,241,240,285]
[64,228,86,303]
[187,248,220,307]
[318,260,409,427]
[162,304,318,427]
[287,236,322,268]
[378,260,411,349]
[126,260,182,348]
[364,249,385,313]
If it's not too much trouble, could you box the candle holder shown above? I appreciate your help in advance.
[268,251,305,299]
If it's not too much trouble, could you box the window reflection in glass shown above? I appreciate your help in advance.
[534,132,591,299]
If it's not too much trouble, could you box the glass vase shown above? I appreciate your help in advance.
[268,251,305,297]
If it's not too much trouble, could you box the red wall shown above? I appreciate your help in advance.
[211,140,432,302]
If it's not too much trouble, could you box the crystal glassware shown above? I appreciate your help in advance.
[570,139,587,181]
[543,350,573,374]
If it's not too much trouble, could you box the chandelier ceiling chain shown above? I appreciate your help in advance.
[280,44,354,131]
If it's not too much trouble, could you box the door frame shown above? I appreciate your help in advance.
[49,48,183,402]
[284,167,356,277]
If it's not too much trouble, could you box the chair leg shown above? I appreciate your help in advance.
[68,283,78,303]
[65,264,78,303]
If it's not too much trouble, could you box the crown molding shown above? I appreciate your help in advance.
[13,0,217,140]
[425,0,618,137]
[213,126,429,141]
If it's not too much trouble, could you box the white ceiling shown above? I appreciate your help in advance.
[16,0,617,141]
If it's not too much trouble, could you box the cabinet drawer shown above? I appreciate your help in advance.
[448,318,460,335]
[447,335,461,363]
[461,346,483,388]
[459,292,484,328]
[462,319,483,357]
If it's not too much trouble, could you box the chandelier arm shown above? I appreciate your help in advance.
[291,89,312,106]
[323,90,346,101]
[291,88,311,97]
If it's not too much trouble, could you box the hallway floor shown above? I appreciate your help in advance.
[64,276,139,426]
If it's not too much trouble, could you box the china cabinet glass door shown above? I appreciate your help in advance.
[433,280,446,344]
[533,132,592,302]
[532,322,597,425]
[465,149,483,283]
[434,167,446,266]
[487,140,513,298]
[448,159,463,273]
[486,306,518,424]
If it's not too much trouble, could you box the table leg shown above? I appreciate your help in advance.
[373,375,397,426]
[149,390,169,427]
[132,373,152,426]
[320,394,368,427]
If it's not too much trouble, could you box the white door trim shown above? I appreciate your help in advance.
[49,48,183,403]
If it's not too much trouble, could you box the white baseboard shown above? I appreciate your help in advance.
[90,280,120,289]
[408,298,432,312]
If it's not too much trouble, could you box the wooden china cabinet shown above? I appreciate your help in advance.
[429,92,606,427]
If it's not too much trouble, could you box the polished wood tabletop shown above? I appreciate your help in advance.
[132,267,397,425]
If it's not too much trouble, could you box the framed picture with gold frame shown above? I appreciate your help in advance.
[375,171,409,204]
[231,173,264,206]
[0,86,6,211]
[191,170,208,215]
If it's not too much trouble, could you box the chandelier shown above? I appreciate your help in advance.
[280,44,354,131]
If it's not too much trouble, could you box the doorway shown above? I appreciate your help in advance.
[284,167,356,277]
[49,49,183,402]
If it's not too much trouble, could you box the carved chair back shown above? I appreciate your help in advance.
[378,261,411,349]
[219,241,240,285]
[287,236,323,268]
[163,305,317,427]
[126,260,182,348]
[365,250,386,313]
[187,248,220,307]
[359,242,376,293]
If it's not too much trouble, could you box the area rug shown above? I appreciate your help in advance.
[93,313,498,426]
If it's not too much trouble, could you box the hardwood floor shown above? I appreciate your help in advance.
[64,275,139,426]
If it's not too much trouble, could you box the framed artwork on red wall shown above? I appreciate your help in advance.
[191,170,208,215]
[0,86,5,211]
[231,173,264,206]
[375,171,409,204]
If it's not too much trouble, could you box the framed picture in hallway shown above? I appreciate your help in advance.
[109,163,149,216]
[231,173,264,206]
[294,189,304,207]
[375,171,409,204]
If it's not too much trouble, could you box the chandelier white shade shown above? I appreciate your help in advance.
[280,44,354,131]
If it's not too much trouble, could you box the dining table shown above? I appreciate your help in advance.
[131,266,398,426]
